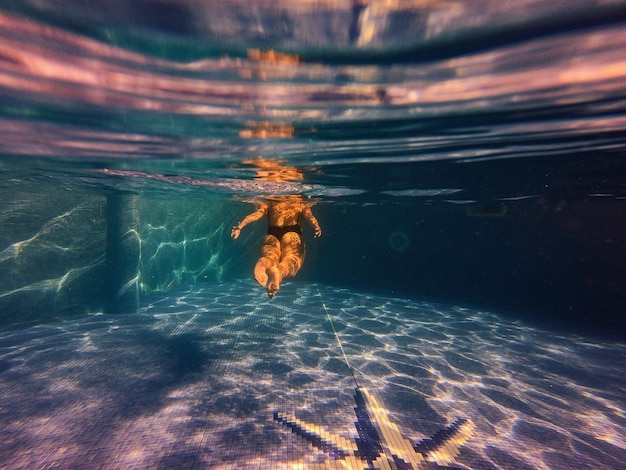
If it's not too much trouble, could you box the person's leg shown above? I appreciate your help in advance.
[267,232,305,296]
[254,235,280,288]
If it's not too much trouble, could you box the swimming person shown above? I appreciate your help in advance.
[231,195,322,297]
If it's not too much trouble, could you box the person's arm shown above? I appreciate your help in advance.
[231,202,267,239]
[302,204,322,238]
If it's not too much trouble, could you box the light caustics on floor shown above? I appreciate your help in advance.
[0,280,624,469]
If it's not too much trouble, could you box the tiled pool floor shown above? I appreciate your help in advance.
[0,281,624,469]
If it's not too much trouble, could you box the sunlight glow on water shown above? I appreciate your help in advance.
[0,2,625,173]
[0,3,625,468]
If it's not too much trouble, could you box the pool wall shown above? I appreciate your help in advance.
[1,182,624,337]
[0,182,107,324]
[313,197,625,336]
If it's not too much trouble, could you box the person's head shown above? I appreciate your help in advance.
[267,194,303,204]
[244,157,303,183]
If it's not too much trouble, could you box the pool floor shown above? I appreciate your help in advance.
[0,280,624,469]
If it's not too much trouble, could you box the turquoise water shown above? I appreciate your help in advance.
[1,2,625,468]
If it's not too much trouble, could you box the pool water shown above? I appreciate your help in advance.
[1,1,626,469]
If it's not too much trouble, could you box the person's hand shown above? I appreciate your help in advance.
[314,227,322,238]
[231,226,241,240]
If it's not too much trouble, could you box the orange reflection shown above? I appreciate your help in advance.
[231,160,321,297]
[239,48,300,80]
[247,49,300,66]
[239,121,295,139]
[243,157,303,183]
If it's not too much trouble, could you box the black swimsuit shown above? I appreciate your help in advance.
[267,224,302,241]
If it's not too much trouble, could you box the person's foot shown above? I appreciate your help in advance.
[267,266,282,298]
[254,259,271,287]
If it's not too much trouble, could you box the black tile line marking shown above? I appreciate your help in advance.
[272,285,475,469]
